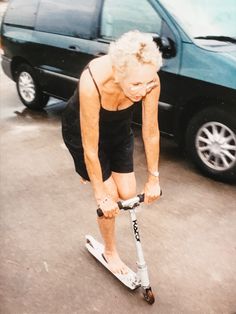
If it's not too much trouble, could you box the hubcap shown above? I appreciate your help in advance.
[18,71,36,102]
[196,122,236,171]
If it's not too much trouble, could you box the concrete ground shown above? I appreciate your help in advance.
[0,14,236,314]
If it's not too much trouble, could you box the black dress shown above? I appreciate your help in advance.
[61,66,135,181]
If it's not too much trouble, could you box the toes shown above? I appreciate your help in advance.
[104,256,129,275]
[109,265,120,275]
[120,264,128,275]
[115,267,121,274]
[110,265,125,275]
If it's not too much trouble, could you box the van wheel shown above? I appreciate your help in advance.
[186,107,236,182]
[16,63,49,110]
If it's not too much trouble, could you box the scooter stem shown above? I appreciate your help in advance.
[129,209,150,288]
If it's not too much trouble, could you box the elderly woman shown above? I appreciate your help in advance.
[62,30,162,274]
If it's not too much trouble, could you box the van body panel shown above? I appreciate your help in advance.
[181,42,236,89]
[1,55,12,79]
[1,0,235,143]
[31,32,94,98]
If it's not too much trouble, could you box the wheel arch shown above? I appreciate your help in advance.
[11,57,33,81]
[176,96,235,147]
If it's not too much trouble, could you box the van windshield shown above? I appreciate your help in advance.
[159,0,236,40]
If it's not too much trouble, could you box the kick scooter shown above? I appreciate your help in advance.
[85,193,155,305]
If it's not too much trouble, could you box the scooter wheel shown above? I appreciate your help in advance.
[143,287,155,304]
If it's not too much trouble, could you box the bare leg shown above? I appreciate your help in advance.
[97,173,136,274]
[95,176,128,274]
[97,217,129,274]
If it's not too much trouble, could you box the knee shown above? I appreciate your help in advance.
[111,172,136,200]
[118,188,136,200]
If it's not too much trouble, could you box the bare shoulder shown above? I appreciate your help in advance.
[142,73,161,118]
[154,72,161,87]
[145,73,161,101]
[145,73,160,99]
[79,68,95,96]
[79,55,111,96]
[89,55,113,85]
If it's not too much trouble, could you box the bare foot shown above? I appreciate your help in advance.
[103,251,129,275]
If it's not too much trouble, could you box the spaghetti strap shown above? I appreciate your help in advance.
[87,66,102,106]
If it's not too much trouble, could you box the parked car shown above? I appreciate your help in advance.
[1,0,236,182]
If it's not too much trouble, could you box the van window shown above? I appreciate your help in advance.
[35,0,99,39]
[101,0,162,39]
[4,0,39,28]
[160,0,236,38]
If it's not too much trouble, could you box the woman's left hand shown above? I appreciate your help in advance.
[144,177,161,204]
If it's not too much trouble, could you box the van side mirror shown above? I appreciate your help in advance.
[152,35,176,59]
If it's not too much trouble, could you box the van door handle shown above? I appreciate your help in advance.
[68,45,80,51]
[95,52,105,57]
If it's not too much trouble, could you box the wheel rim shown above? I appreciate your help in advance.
[196,121,236,171]
[18,71,36,102]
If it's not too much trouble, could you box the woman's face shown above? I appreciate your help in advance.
[119,63,158,102]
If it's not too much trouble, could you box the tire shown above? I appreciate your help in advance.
[186,107,236,182]
[16,63,49,110]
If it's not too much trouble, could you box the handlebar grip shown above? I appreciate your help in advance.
[137,193,145,202]
[138,191,162,203]
[117,201,123,209]
[97,208,104,217]
[96,191,162,217]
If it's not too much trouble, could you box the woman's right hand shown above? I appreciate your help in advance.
[98,196,119,218]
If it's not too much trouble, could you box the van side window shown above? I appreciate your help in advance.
[101,0,162,39]
[4,0,39,28]
[35,0,98,39]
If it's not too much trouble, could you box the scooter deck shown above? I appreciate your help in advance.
[85,235,141,290]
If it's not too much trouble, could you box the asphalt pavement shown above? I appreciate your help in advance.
[0,13,236,314]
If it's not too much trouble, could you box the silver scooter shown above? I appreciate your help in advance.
[85,193,157,305]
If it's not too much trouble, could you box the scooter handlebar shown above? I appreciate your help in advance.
[97,193,144,217]
[96,191,162,217]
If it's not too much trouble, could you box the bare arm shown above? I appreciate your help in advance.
[142,75,161,202]
[79,70,107,203]
[142,75,161,177]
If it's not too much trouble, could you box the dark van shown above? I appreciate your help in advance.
[1,0,236,182]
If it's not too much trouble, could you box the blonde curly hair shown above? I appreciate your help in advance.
[109,30,162,76]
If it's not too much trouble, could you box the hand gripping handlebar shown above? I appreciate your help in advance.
[97,191,162,217]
